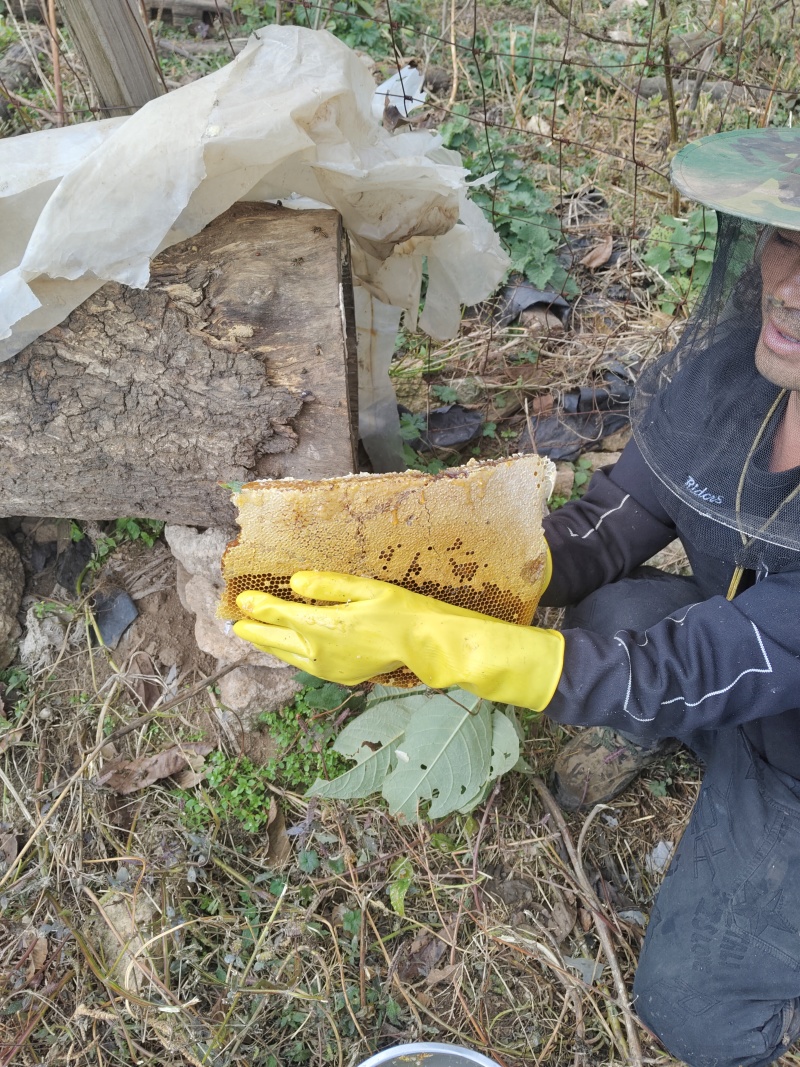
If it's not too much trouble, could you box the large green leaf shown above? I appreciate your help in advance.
[306,702,413,800]
[456,710,521,813]
[488,709,520,781]
[381,690,493,822]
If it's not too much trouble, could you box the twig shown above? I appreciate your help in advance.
[683,42,715,136]
[0,763,38,828]
[46,0,64,125]
[446,0,459,107]
[532,778,644,1067]
[470,778,502,911]
[657,0,680,216]
[758,54,785,127]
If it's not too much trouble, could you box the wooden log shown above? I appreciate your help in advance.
[59,0,165,115]
[0,203,357,526]
[147,1,235,23]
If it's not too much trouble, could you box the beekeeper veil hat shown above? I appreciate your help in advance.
[632,127,800,584]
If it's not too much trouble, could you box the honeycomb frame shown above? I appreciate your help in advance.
[220,454,556,686]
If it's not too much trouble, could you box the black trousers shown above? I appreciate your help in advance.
[566,570,800,1067]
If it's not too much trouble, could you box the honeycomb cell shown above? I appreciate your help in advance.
[219,454,556,687]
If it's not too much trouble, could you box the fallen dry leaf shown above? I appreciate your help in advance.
[518,306,565,334]
[495,877,536,907]
[128,651,161,711]
[397,927,455,982]
[266,800,291,864]
[0,725,24,755]
[425,961,461,987]
[579,233,614,269]
[173,766,205,789]
[543,887,577,943]
[0,831,17,868]
[23,934,48,983]
[95,742,214,794]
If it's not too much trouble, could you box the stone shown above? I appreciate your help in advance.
[19,517,72,545]
[166,524,304,723]
[181,564,280,667]
[583,451,622,472]
[165,524,234,584]
[0,535,24,669]
[168,524,281,666]
[598,426,631,452]
[552,464,575,500]
[218,664,301,719]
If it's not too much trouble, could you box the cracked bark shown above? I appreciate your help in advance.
[0,203,357,526]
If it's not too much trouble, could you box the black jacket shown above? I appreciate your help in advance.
[542,440,800,774]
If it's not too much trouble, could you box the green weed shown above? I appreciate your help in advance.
[643,208,718,316]
[0,665,30,717]
[570,455,594,497]
[176,679,361,832]
[180,751,277,833]
[256,676,362,791]
[74,516,166,580]
[440,108,573,293]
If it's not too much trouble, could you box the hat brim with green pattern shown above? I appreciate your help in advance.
[671,127,800,229]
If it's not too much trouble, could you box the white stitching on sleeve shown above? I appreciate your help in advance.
[614,617,773,723]
[566,495,630,539]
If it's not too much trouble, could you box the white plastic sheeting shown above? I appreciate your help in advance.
[0,26,508,470]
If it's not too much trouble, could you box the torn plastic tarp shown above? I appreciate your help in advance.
[0,26,509,472]
[519,372,632,461]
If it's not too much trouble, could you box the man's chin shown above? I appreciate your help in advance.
[755,337,800,391]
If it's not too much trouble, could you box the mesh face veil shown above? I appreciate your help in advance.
[632,210,800,576]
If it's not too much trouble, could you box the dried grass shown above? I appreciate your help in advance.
[1,609,705,1066]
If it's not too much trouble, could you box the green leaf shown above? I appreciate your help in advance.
[488,709,520,780]
[646,779,668,798]
[381,689,493,822]
[304,682,349,711]
[458,781,491,813]
[644,246,672,274]
[298,849,319,874]
[293,671,328,689]
[388,857,414,916]
[365,684,433,712]
[306,701,414,800]
[431,384,458,403]
[342,908,362,936]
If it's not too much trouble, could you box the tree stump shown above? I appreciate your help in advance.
[0,202,357,526]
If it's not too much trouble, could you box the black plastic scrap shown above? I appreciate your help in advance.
[92,586,139,649]
[519,366,634,462]
[494,277,572,329]
[399,403,484,452]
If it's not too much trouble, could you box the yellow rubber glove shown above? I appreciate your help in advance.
[234,571,564,712]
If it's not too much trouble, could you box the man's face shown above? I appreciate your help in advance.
[757,227,800,390]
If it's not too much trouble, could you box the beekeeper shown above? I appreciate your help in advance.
[234,127,800,1067]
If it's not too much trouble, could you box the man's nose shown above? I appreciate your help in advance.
[774,256,800,304]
